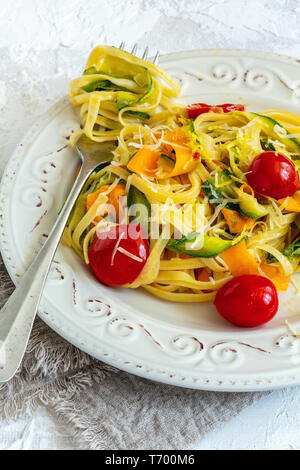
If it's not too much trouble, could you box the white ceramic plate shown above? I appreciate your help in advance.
[2,49,300,392]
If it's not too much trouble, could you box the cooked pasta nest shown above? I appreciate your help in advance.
[63,45,300,302]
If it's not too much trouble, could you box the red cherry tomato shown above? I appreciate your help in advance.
[88,224,149,286]
[187,103,213,118]
[214,274,278,327]
[247,151,300,199]
[219,103,245,113]
[187,102,245,119]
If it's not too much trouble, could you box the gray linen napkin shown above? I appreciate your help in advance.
[0,255,269,450]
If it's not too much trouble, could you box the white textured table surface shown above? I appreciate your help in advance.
[1,0,300,450]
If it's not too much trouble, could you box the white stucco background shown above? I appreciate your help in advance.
[1,0,300,450]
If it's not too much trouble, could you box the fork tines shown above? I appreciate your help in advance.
[118,42,159,64]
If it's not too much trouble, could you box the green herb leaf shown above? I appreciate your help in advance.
[283,236,300,259]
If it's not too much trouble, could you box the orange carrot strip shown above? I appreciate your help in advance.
[109,183,127,221]
[159,129,197,177]
[86,183,126,222]
[222,208,255,234]
[160,144,197,178]
[128,128,198,179]
[278,194,300,212]
[165,129,189,143]
[128,145,197,179]
[127,148,160,176]
[161,129,189,154]
[156,144,197,179]
[86,185,109,212]
[260,263,290,291]
[220,242,290,291]
[220,240,260,276]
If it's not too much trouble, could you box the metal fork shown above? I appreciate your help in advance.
[0,43,159,383]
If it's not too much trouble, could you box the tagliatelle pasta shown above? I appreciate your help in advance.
[63,45,300,302]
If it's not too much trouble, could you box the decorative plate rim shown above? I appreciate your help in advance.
[1,48,300,392]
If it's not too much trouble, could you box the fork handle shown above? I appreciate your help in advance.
[0,163,91,383]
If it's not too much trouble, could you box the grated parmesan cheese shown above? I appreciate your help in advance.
[285,320,300,339]
[215,256,229,271]
[274,124,287,138]
[117,246,143,262]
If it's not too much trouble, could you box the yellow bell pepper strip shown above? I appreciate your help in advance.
[220,240,260,276]
[86,183,126,223]
[278,192,300,212]
[222,207,255,234]
[260,263,290,291]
